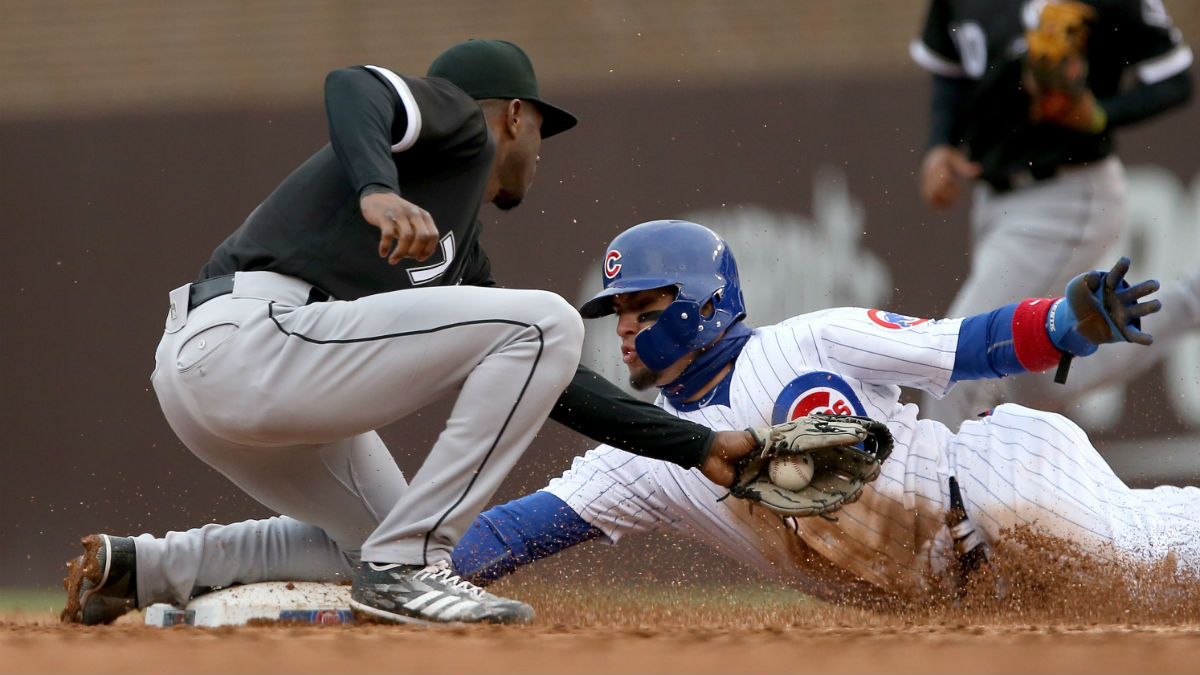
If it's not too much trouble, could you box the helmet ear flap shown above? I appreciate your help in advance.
[634,299,704,370]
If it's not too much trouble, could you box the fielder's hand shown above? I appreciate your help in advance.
[727,413,894,519]
[919,145,981,209]
[360,191,440,263]
[700,430,758,487]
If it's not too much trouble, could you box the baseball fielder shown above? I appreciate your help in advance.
[62,42,760,627]
[910,0,1194,425]
[451,219,1200,602]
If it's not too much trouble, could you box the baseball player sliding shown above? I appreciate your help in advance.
[451,219,1200,601]
[64,220,1200,620]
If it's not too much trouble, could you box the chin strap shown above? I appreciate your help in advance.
[661,322,752,408]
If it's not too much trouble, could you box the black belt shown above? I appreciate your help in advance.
[188,274,331,311]
[983,164,1060,194]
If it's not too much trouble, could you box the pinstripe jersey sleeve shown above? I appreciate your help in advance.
[766,308,958,389]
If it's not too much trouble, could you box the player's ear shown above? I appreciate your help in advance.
[505,99,522,139]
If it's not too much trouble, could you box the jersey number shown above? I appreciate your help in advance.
[407,232,455,285]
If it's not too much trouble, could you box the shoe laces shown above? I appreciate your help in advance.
[414,560,485,600]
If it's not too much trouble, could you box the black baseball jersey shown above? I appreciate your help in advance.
[200,65,496,299]
[195,64,715,469]
[912,0,1193,179]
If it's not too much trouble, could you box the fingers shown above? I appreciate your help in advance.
[360,192,439,263]
[920,146,976,209]
[921,176,957,208]
[384,208,439,264]
[386,215,416,264]
[1106,258,1159,344]
[1123,295,1161,317]
[1112,295,1159,346]
[390,208,437,262]
[1121,279,1161,302]
[949,152,982,179]
[702,430,758,487]
[1122,324,1155,346]
[1128,298,1162,319]
[414,209,439,259]
[918,155,949,206]
[1105,256,1132,289]
[377,230,394,259]
[700,460,735,488]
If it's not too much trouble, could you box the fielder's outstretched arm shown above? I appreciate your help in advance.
[552,364,753,484]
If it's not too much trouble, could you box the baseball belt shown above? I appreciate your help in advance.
[187,274,331,311]
[982,165,1061,194]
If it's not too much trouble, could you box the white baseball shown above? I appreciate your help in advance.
[769,455,814,490]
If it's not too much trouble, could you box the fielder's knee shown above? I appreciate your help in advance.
[530,290,585,364]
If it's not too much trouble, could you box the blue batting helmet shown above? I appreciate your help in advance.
[580,219,746,370]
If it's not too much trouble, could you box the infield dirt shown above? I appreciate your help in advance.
[8,528,1200,674]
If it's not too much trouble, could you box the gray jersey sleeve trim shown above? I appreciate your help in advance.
[1137,44,1194,85]
[364,65,423,152]
[909,40,965,78]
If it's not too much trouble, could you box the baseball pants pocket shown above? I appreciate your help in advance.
[174,322,240,372]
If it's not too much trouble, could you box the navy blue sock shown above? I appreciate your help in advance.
[451,491,602,585]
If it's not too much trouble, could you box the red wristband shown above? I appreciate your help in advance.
[1012,298,1062,372]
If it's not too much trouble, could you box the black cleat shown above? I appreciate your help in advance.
[61,534,138,625]
[349,560,533,625]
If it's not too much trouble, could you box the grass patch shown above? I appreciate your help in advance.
[0,587,63,614]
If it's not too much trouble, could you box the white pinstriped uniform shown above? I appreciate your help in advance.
[545,307,1200,599]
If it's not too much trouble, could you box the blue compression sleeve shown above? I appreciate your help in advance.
[951,304,1024,381]
[451,491,602,585]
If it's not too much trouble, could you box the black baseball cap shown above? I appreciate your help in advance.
[427,39,578,139]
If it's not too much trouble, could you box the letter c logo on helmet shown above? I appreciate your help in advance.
[604,250,622,279]
[579,219,746,370]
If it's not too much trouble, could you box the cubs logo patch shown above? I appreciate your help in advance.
[772,371,866,424]
[604,250,622,279]
[278,609,354,624]
[867,309,930,329]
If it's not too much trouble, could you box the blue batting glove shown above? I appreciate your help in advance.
[1046,296,1100,356]
[1045,257,1160,357]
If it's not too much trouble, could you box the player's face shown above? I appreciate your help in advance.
[612,287,695,390]
[492,100,544,211]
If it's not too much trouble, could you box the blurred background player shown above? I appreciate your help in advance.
[909,0,1195,426]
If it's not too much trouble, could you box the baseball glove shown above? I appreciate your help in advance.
[728,413,894,519]
[1022,1,1103,132]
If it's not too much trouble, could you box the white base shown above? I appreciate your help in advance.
[145,581,353,627]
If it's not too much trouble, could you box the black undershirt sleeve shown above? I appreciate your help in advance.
[928,74,971,148]
[1102,70,1193,128]
[550,364,715,469]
